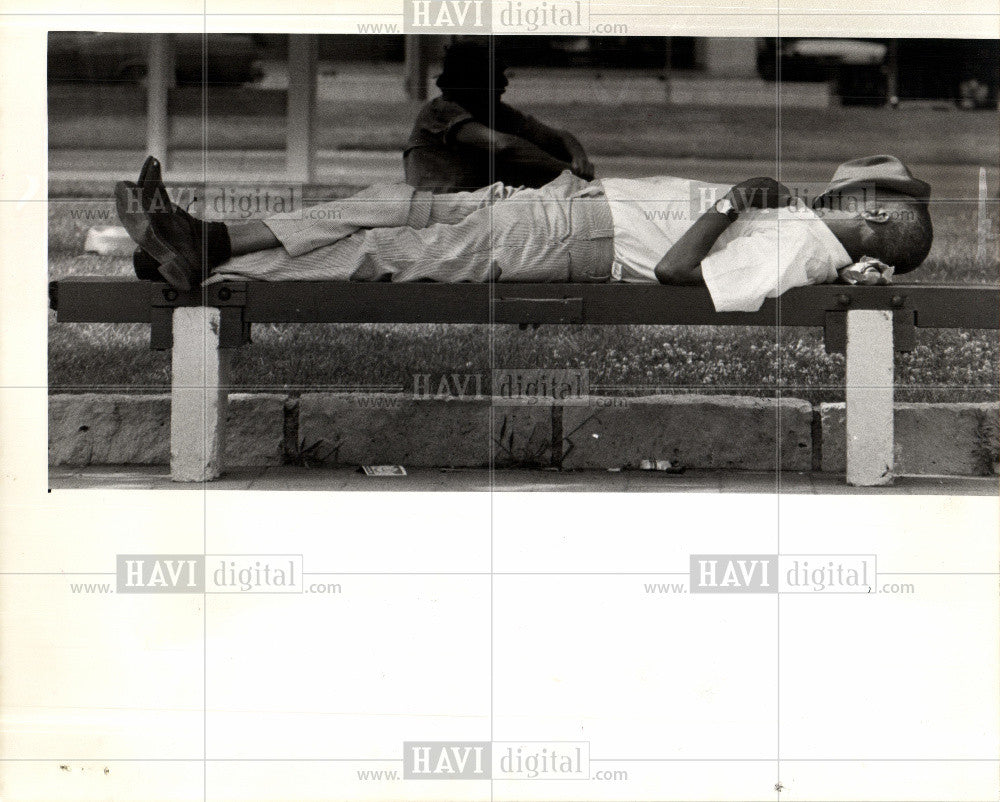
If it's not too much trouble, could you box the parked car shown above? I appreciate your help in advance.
[757,37,998,108]
[756,38,886,82]
[47,32,263,85]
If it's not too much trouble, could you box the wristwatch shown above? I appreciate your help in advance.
[714,197,739,223]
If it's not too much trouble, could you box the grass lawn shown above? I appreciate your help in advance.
[48,87,1000,167]
[48,196,998,405]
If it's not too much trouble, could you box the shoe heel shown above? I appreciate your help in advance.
[157,257,193,293]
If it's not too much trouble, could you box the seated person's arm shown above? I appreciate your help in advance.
[453,120,571,180]
[655,178,788,285]
[453,120,572,184]
[515,119,595,181]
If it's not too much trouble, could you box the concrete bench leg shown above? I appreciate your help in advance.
[170,307,232,482]
[846,309,894,486]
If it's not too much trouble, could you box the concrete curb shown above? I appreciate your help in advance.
[561,395,813,471]
[820,402,1000,476]
[47,394,1000,476]
[49,393,286,468]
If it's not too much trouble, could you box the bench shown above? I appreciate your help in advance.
[49,278,1000,485]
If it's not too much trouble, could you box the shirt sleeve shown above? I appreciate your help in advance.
[496,103,559,151]
[700,225,816,313]
[419,99,475,146]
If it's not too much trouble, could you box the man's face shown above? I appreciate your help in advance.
[811,192,876,260]
[492,69,509,96]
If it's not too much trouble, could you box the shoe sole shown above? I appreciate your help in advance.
[114,181,151,247]
[117,156,159,261]
[131,156,173,282]
[138,156,166,214]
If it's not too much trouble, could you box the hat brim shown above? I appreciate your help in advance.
[817,176,931,207]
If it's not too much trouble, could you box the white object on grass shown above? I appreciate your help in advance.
[83,225,135,256]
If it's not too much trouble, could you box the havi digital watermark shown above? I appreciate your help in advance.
[689,554,876,594]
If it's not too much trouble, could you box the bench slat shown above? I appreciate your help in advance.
[50,279,1000,329]
[51,279,156,323]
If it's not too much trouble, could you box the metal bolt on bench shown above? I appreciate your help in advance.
[49,279,1000,485]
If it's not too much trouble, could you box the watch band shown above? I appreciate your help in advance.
[714,197,739,223]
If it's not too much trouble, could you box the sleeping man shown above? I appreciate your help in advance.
[117,154,932,313]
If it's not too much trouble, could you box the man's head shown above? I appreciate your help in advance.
[814,190,933,274]
[812,156,933,274]
[436,41,509,107]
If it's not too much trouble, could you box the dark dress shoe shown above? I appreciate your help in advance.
[115,179,203,292]
[133,247,160,281]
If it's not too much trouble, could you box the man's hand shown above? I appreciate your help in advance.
[725,177,790,211]
[570,154,595,181]
[559,131,595,180]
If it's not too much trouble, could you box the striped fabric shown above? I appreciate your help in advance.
[207,171,614,285]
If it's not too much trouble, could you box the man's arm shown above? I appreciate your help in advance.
[653,210,727,284]
[453,121,572,184]
[655,177,789,285]
[511,114,595,180]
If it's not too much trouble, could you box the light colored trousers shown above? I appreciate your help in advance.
[208,171,614,284]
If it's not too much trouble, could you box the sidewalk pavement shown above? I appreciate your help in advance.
[48,465,998,494]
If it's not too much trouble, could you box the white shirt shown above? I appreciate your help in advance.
[600,176,852,312]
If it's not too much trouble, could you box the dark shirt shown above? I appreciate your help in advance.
[403,97,557,193]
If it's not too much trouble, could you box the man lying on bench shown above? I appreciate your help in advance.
[116,154,932,313]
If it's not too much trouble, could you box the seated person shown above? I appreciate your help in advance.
[117,155,932,314]
[404,41,595,193]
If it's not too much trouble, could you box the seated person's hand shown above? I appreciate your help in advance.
[571,155,595,181]
[725,177,790,211]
